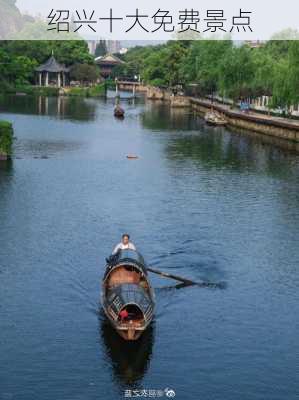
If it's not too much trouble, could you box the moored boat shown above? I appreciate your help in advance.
[101,249,155,341]
[204,110,227,126]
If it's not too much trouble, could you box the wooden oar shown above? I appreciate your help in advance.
[147,267,225,289]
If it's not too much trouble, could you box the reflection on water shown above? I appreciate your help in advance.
[0,94,97,121]
[0,92,143,123]
[0,159,14,199]
[165,128,299,179]
[229,125,299,154]
[141,101,199,131]
[0,158,13,173]
[99,314,154,387]
[0,159,14,204]
[13,138,84,159]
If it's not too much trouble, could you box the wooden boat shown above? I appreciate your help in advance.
[101,249,155,341]
[114,105,125,118]
[204,111,227,126]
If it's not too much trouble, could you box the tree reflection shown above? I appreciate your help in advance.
[141,103,299,177]
[0,95,97,122]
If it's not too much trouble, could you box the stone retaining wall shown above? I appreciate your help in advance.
[191,99,299,143]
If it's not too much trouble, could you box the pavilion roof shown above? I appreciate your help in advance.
[95,53,124,66]
[35,56,69,73]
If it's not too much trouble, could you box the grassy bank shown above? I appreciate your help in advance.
[0,83,107,97]
[65,83,106,97]
[0,120,13,159]
[0,84,59,96]
[105,79,116,90]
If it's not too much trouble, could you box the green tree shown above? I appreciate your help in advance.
[70,63,99,84]
[219,45,255,102]
[271,59,292,111]
[164,41,190,87]
[142,47,169,87]
[50,41,93,65]
[1,40,93,66]
[9,56,37,85]
[288,41,299,106]
[182,40,232,96]
[270,41,299,111]
[251,49,275,97]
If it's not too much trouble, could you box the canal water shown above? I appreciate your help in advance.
[0,94,299,400]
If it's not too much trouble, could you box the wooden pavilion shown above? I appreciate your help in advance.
[95,53,124,78]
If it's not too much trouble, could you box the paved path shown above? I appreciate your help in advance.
[190,98,299,131]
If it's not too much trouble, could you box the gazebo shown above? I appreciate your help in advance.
[35,55,69,87]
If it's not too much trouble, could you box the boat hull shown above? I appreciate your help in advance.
[205,119,227,126]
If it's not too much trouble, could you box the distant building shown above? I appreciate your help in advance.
[87,40,122,55]
[87,40,100,55]
[106,40,121,54]
[95,53,125,78]
[245,40,266,49]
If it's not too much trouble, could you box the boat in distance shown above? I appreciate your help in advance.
[101,249,155,341]
[114,105,125,118]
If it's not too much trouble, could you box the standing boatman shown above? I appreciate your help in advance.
[112,233,136,254]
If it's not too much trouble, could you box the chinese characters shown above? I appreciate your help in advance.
[47,8,253,35]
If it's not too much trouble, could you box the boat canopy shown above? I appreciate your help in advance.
[108,283,153,316]
[117,249,146,266]
[105,249,148,278]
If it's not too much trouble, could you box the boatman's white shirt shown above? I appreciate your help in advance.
[112,242,136,254]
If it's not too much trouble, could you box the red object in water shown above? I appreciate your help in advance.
[119,309,129,320]
[126,155,139,159]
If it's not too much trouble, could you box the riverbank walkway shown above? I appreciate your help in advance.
[190,97,299,132]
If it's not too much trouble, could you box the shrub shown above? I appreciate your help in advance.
[0,121,13,157]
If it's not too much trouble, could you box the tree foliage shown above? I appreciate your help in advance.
[219,45,255,101]
[0,120,13,156]
[115,38,299,109]
[70,63,99,84]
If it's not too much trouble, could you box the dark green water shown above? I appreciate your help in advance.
[0,94,299,400]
